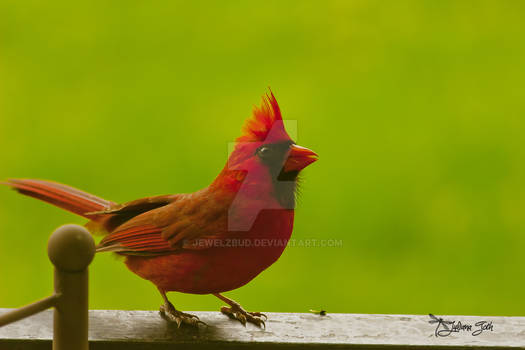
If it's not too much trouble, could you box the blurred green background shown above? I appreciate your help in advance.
[1,0,525,316]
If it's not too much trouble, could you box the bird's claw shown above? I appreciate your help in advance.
[220,305,266,328]
[160,304,207,328]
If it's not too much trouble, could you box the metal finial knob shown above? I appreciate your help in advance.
[47,224,95,272]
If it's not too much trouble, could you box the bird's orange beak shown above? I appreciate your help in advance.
[283,144,318,172]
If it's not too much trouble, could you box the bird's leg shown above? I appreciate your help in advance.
[213,293,267,328]
[158,289,205,328]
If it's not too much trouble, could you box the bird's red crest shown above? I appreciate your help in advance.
[236,91,291,144]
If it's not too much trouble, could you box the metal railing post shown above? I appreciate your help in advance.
[47,224,95,350]
[0,224,95,348]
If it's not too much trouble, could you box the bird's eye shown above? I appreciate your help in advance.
[256,146,272,158]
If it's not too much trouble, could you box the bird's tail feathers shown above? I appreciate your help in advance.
[3,178,113,220]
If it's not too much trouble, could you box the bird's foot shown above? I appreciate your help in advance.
[159,302,206,328]
[220,301,267,328]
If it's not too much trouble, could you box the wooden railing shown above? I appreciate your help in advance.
[1,309,525,349]
[1,225,525,349]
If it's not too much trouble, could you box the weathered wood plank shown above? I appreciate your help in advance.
[1,309,524,349]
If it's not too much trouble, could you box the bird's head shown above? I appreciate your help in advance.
[214,91,318,208]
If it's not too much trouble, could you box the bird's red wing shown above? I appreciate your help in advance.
[97,192,229,255]
[89,194,179,233]
[97,225,174,255]
[96,202,178,255]
[86,194,177,216]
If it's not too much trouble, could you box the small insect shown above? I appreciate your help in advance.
[309,309,327,316]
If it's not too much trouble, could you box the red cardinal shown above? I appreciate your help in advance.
[4,91,318,327]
